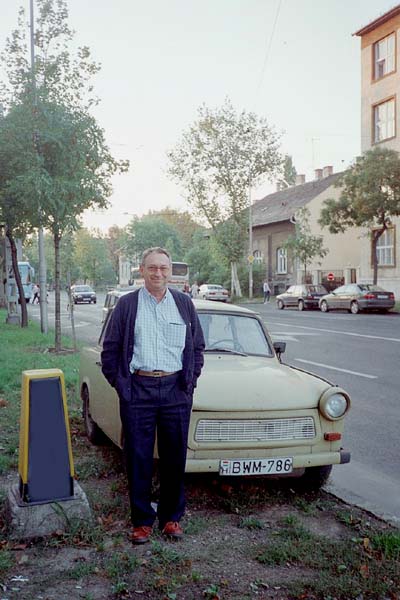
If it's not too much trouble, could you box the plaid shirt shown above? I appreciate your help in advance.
[130,287,186,373]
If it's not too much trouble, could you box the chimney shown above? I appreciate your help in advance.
[322,165,333,177]
[295,174,306,185]
[314,168,323,180]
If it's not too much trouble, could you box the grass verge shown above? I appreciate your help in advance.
[0,309,399,599]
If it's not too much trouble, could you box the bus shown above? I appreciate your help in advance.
[130,261,189,291]
[17,261,35,302]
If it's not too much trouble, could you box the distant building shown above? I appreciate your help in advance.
[354,5,400,295]
[251,168,362,294]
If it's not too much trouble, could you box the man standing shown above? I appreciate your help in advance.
[263,280,271,303]
[101,247,205,545]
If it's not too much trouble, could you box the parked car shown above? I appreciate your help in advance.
[319,284,395,314]
[79,298,351,490]
[71,285,97,304]
[276,284,328,311]
[199,284,230,302]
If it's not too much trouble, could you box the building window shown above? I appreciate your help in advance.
[276,247,287,274]
[253,250,263,264]
[374,98,395,143]
[376,228,395,266]
[374,33,395,80]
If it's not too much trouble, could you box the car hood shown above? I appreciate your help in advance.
[193,354,330,411]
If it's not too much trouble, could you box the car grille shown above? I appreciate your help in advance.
[195,417,316,442]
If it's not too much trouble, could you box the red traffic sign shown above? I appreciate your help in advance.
[327,272,335,281]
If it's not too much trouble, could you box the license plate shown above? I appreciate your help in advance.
[219,457,293,476]
[377,295,388,299]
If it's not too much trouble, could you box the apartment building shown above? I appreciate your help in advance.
[355,5,400,296]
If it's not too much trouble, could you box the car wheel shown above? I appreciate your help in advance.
[277,299,284,310]
[94,300,97,304]
[296,465,333,491]
[350,301,359,314]
[320,300,329,313]
[298,300,305,311]
[82,385,106,445]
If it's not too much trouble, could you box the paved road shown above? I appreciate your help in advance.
[251,300,400,526]
[29,292,400,525]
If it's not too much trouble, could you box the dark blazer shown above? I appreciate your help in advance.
[101,288,205,398]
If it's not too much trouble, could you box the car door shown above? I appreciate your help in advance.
[285,286,296,307]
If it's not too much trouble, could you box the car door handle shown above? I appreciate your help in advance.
[96,361,102,366]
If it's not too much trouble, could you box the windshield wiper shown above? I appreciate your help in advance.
[205,347,248,356]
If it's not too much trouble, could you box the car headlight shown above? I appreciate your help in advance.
[319,389,350,420]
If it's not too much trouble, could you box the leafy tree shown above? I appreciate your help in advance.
[183,230,222,285]
[167,99,282,296]
[282,154,297,187]
[125,214,183,261]
[319,147,400,284]
[284,207,328,282]
[153,207,203,253]
[0,0,128,349]
[0,104,38,327]
[74,228,116,287]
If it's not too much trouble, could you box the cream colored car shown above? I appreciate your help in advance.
[79,298,351,489]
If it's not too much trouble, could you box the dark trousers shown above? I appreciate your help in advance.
[119,372,192,529]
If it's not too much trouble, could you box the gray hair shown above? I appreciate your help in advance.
[140,247,171,266]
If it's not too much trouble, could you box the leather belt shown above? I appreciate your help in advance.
[134,369,178,378]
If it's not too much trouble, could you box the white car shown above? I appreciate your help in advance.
[199,284,230,302]
[79,299,351,489]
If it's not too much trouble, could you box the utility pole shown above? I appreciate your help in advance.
[30,0,48,333]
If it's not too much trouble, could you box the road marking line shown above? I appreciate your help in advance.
[267,321,400,343]
[294,358,377,379]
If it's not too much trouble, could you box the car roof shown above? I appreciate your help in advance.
[193,298,255,314]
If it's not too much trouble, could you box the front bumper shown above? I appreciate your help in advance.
[185,449,350,473]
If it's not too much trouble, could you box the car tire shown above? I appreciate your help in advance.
[320,300,329,313]
[296,464,333,491]
[350,301,359,314]
[82,386,107,445]
[298,300,305,311]
[277,299,285,310]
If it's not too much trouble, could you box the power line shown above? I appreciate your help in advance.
[253,0,283,106]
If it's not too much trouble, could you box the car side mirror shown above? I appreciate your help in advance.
[273,341,286,361]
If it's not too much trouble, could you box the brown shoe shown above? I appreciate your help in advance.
[130,525,152,545]
[161,521,183,539]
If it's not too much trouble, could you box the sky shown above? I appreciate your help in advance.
[1,0,398,232]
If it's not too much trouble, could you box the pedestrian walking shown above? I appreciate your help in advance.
[101,247,205,545]
[263,280,271,303]
[190,281,199,298]
[32,283,39,304]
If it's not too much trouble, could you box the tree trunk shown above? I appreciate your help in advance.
[6,229,28,327]
[231,261,242,297]
[54,232,62,352]
[67,270,77,351]
[371,228,385,286]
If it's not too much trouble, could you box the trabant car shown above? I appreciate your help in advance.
[79,297,351,489]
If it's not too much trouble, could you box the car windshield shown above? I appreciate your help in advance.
[75,286,93,292]
[198,312,272,357]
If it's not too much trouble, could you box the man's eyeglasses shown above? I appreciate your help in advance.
[146,266,170,274]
